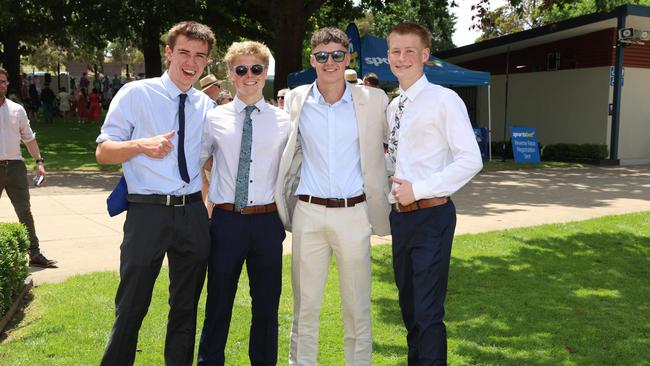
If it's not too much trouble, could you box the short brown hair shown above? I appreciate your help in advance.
[310,27,349,49]
[0,67,7,78]
[167,21,216,53]
[224,41,271,69]
[387,22,432,50]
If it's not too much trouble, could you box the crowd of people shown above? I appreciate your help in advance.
[2,20,483,366]
[14,72,123,125]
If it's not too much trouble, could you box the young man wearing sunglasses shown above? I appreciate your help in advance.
[197,41,289,366]
[275,27,390,366]
[386,23,482,366]
[96,21,215,366]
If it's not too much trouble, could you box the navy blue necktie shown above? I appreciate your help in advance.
[178,93,190,183]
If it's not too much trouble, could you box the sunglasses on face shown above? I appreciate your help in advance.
[276,96,285,100]
[312,50,347,64]
[234,64,265,77]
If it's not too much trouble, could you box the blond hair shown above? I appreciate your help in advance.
[224,41,271,69]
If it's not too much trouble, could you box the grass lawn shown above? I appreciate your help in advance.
[1,212,649,365]
[21,112,120,172]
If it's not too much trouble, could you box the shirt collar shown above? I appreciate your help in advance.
[233,96,267,114]
[161,71,199,102]
[310,81,352,105]
[399,74,429,102]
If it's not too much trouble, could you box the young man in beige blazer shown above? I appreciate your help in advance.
[274,27,390,366]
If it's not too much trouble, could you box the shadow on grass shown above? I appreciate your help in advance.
[371,230,650,365]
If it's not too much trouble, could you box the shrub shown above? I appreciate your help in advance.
[542,143,609,160]
[0,223,30,318]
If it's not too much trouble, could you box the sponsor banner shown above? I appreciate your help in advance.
[511,126,541,163]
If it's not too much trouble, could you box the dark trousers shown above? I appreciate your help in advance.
[0,160,40,255]
[198,207,286,366]
[390,200,457,366]
[100,200,210,366]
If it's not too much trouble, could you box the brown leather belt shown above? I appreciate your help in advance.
[392,197,449,213]
[214,202,277,215]
[298,193,366,208]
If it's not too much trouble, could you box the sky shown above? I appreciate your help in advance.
[451,0,507,47]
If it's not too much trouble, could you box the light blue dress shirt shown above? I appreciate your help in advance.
[97,72,214,195]
[295,82,364,199]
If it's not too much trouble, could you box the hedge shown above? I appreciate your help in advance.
[542,143,609,160]
[0,223,30,318]
[491,142,608,161]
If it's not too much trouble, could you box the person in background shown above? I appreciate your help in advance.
[344,68,361,84]
[0,67,57,268]
[77,88,89,125]
[199,74,221,104]
[385,22,483,366]
[276,88,288,110]
[58,87,71,122]
[40,84,56,124]
[216,90,233,105]
[88,87,101,122]
[362,72,380,88]
[27,84,40,121]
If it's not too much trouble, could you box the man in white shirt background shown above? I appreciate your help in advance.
[386,22,483,366]
[197,41,289,366]
[0,67,56,268]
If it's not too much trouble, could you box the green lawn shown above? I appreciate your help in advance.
[21,112,120,172]
[1,212,649,365]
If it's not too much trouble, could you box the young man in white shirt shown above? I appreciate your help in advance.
[96,21,215,366]
[386,22,483,366]
[197,41,289,366]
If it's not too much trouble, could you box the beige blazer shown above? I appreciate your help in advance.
[274,84,391,236]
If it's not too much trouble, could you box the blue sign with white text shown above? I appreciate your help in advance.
[511,126,541,163]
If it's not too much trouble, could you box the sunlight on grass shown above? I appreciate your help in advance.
[0,212,649,365]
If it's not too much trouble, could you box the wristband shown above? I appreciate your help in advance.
[35,158,44,164]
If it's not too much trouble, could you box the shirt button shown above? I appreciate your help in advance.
[249,201,253,204]
[249,180,253,183]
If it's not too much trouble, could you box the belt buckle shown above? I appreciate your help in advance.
[173,195,186,207]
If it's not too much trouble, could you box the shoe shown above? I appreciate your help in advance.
[29,253,58,268]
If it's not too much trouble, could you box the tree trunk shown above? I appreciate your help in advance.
[142,15,162,78]
[271,2,309,93]
[1,28,21,95]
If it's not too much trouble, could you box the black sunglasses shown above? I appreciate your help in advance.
[234,64,265,76]
[276,95,285,100]
[312,50,347,64]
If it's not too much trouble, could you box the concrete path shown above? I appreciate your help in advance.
[2,166,649,285]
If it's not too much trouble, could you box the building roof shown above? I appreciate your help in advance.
[435,4,650,63]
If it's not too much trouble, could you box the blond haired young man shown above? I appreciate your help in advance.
[198,41,289,366]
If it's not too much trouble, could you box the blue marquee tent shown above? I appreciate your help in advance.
[287,34,490,88]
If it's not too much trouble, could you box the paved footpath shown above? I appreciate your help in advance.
[2,166,649,285]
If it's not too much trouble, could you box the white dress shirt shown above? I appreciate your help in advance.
[97,72,214,195]
[201,97,289,206]
[386,74,483,203]
[295,82,364,199]
[0,99,35,160]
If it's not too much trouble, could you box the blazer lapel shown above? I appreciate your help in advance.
[350,86,368,175]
